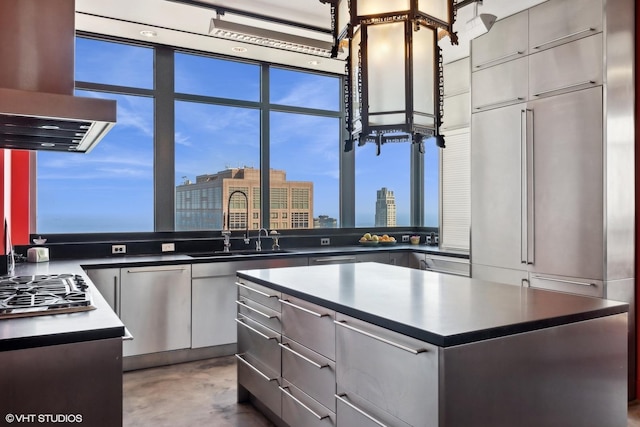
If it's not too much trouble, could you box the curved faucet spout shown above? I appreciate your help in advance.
[223,190,250,251]
[256,228,269,251]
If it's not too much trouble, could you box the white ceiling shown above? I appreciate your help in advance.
[75,0,548,73]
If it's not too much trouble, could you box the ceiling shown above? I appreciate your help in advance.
[75,0,548,73]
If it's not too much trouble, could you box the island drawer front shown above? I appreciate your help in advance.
[237,296,282,333]
[237,315,281,374]
[335,314,439,427]
[236,353,281,418]
[281,381,336,427]
[335,388,412,427]
[528,274,604,298]
[237,279,282,312]
[281,294,336,360]
[281,336,336,412]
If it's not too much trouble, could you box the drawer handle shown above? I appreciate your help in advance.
[474,97,524,111]
[533,80,596,97]
[532,27,596,50]
[122,327,134,341]
[236,281,279,298]
[280,386,329,420]
[236,300,278,319]
[279,299,330,318]
[312,256,356,263]
[279,343,329,369]
[474,50,524,69]
[531,276,596,287]
[235,353,278,382]
[235,317,279,341]
[334,321,428,355]
[335,394,389,427]
[125,267,188,273]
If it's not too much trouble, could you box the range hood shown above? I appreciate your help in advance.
[0,0,116,153]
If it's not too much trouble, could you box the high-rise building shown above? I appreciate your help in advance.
[176,167,313,231]
[314,215,337,228]
[375,187,397,227]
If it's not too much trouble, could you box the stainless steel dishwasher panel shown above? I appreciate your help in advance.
[120,265,192,357]
[237,314,281,374]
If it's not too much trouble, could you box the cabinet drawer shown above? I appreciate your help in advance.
[281,336,336,412]
[236,314,281,374]
[237,296,282,333]
[471,56,528,111]
[471,264,528,287]
[441,93,470,132]
[443,57,470,97]
[529,0,602,52]
[335,390,412,427]
[281,294,336,360]
[528,274,604,298]
[423,255,470,277]
[335,314,439,427]
[237,278,281,312]
[529,34,602,99]
[281,381,336,427]
[236,353,281,418]
[471,10,528,69]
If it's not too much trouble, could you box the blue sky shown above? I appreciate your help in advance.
[36,37,438,233]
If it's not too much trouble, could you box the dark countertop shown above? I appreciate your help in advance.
[0,244,464,352]
[237,262,629,347]
[0,261,125,352]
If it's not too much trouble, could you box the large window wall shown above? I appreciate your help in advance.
[35,35,439,234]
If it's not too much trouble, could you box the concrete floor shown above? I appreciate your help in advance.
[125,356,640,427]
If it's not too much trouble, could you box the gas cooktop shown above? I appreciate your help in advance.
[0,273,95,319]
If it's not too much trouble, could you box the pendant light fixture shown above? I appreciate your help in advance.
[325,0,460,155]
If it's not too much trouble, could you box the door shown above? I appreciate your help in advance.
[528,87,604,280]
[471,102,527,271]
[120,265,192,356]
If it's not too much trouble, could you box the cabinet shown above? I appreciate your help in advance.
[529,0,602,52]
[85,268,120,311]
[471,10,528,70]
[236,277,282,418]
[192,257,307,349]
[335,313,439,427]
[309,252,389,265]
[120,265,192,357]
[472,87,603,283]
[471,57,528,111]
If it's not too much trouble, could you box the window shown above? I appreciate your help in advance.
[271,213,278,219]
[355,143,410,227]
[37,95,154,232]
[270,188,288,209]
[270,68,340,111]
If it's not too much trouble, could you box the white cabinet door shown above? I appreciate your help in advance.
[471,102,527,272]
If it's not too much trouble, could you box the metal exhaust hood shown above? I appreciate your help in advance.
[0,0,116,153]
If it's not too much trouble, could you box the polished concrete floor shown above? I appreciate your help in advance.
[125,356,640,427]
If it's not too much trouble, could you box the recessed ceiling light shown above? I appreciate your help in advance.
[40,142,56,147]
[232,46,248,53]
[140,30,158,38]
[308,60,321,66]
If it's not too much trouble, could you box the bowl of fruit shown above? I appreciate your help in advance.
[378,234,397,245]
[358,233,379,245]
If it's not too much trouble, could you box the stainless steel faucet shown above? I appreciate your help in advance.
[222,190,250,252]
[256,228,269,251]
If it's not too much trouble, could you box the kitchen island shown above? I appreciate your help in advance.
[236,262,628,427]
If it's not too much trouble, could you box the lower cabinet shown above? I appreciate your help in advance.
[86,265,192,357]
[120,265,192,357]
[335,313,439,427]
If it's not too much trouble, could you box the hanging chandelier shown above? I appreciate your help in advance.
[324,0,460,155]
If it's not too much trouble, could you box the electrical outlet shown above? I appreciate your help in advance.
[402,235,410,242]
[112,244,126,254]
[162,243,175,252]
[320,238,330,246]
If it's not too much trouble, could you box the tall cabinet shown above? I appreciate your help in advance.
[470,0,635,395]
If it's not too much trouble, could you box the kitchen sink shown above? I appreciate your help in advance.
[187,249,291,258]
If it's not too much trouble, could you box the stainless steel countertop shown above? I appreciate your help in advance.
[237,262,628,347]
